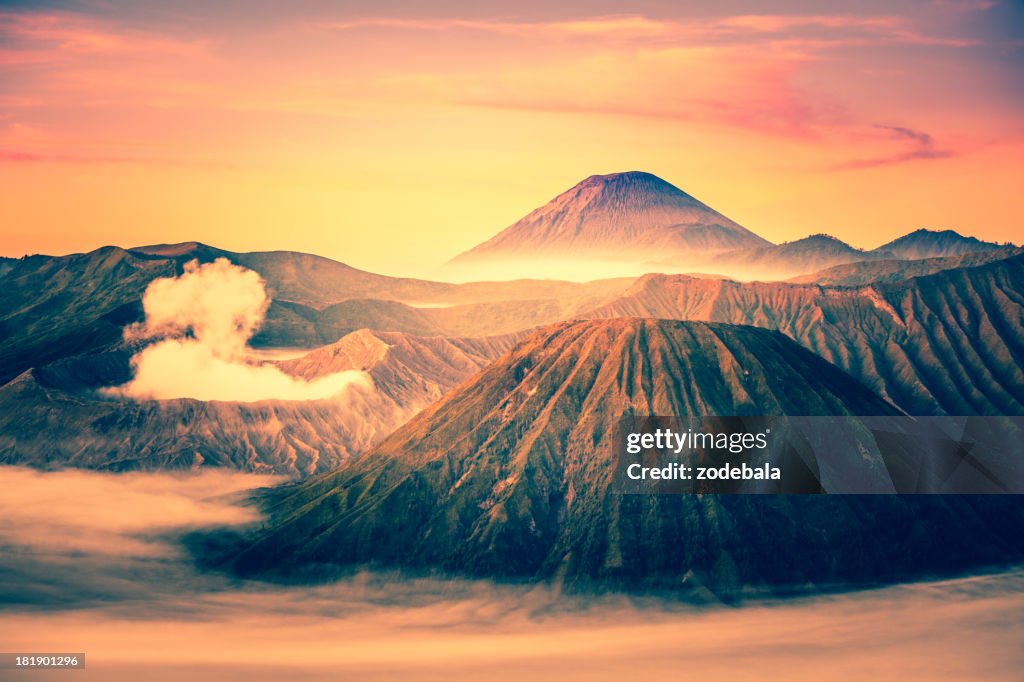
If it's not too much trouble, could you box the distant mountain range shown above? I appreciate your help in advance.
[230,319,1024,593]
[586,254,1024,416]
[702,228,1011,281]
[788,248,1022,286]
[1,171,1010,391]
[3,245,1015,476]
[448,171,1013,280]
[0,244,633,386]
[0,173,1019,474]
[1,226,1008,390]
[700,233,881,280]
[877,228,1008,260]
[4,174,1024,597]
[2,241,1021,418]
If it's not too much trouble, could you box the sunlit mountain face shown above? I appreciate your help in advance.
[0,218,1019,604]
[225,318,1024,595]
[1,218,1021,476]
[2,2,1023,678]
[446,171,1017,282]
[446,171,769,280]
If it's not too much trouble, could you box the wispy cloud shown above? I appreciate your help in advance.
[831,124,955,170]
[315,12,977,49]
[0,11,209,60]
[0,149,181,165]
[461,88,836,139]
[299,12,974,141]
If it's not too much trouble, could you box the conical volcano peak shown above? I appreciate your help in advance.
[231,318,923,588]
[566,171,706,211]
[449,171,771,273]
[577,170,694,195]
[584,170,661,182]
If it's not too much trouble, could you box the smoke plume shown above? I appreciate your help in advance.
[108,258,369,402]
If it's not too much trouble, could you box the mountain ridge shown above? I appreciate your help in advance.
[582,253,1024,416]
[0,244,636,385]
[875,228,1008,260]
[450,171,771,266]
[229,318,1024,594]
[0,328,519,474]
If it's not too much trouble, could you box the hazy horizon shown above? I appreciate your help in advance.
[3,223,1018,286]
[2,2,1022,274]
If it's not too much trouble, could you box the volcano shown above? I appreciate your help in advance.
[229,319,1024,594]
[449,172,770,273]
[0,329,518,474]
[583,253,1024,416]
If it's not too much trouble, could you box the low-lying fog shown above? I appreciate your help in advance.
[1,466,1021,681]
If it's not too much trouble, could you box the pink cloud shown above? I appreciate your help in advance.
[314,12,977,49]
[0,11,209,58]
[831,125,955,170]
[0,148,229,168]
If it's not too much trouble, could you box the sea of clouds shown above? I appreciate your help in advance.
[1,466,1022,681]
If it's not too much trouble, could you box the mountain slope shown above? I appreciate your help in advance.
[255,293,631,346]
[874,228,1008,260]
[0,330,516,474]
[277,329,522,403]
[231,319,1024,593]
[0,245,636,385]
[0,247,175,386]
[703,234,880,280]
[133,241,638,309]
[451,172,769,265]
[788,248,1023,286]
[654,229,1016,283]
[584,254,1024,416]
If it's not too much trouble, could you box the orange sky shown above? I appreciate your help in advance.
[1,1,1021,276]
